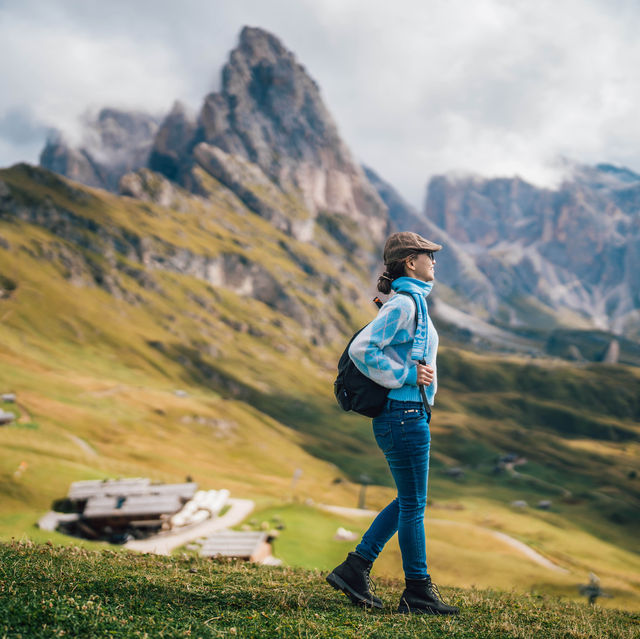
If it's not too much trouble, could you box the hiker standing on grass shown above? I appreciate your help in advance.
[327,231,459,615]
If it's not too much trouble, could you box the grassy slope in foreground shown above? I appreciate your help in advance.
[1,541,638,639]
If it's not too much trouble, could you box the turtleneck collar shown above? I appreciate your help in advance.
[391,276,433,297]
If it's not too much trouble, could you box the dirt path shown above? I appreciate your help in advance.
[428,518,569,573]
[15,401,32,424]
[319,504,378,518]
[65,433,98,457]
[124,498,255,556]
[317,503,569,574]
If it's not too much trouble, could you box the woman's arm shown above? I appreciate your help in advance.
[348,297,418,389]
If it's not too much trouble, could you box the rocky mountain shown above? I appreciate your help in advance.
[424,164,640,341]
[41,27,388,253]
[40,108,160,192]
[153,27,387,243]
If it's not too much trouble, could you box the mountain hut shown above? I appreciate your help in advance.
[0,410,15,425]
[200,530,272,563]
[59,478,199,541]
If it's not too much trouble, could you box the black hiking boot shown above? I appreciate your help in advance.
[397,577,459,615]
[326,551,383,609]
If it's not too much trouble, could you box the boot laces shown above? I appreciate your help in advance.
[427,580,447,603]
[365,565,377,594]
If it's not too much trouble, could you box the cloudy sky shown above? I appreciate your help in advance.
[1,0,640,207]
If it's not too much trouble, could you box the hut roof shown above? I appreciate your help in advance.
[68,478,197,501]
[200,531,268,559]
[0,410,15,425]
[83,494,183,519]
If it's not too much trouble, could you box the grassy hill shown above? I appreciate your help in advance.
[1,163,639,612]
[1,541,638,639]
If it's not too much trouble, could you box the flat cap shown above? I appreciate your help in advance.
[383,232,442,265]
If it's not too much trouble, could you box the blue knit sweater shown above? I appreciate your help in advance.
[348,278,438,405]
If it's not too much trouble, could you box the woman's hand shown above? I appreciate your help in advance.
[416,363,434,386]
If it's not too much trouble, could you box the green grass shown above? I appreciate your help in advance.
[236,503,371,571]
[238,503,640,612]
[1,541,638,639]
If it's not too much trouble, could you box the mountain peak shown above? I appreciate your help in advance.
[237,25,290,59]
[202,26,344,172]
[189,26,386,231]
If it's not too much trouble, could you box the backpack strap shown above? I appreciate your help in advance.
[417,359,431,418]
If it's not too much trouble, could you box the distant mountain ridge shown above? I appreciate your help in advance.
[423,163,640,339]
[40,109,160,192]
[365,164,640,362]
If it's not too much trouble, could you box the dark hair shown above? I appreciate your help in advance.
[376,258,410,294]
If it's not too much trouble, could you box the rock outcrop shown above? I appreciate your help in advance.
[148,101,197,182]
[40,108,160,192]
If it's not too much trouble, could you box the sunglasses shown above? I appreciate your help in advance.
[405,250,435,263]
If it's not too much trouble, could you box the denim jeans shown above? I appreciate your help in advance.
[355,399,431,579]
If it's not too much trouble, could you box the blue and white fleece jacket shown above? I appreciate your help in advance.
[348,277,439,405]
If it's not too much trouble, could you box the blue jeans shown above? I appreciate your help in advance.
[355,399,431,579]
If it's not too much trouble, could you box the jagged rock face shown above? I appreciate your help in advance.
[148,101,197,182]
[423,164,640,336]
[199,27,348,171]
[195,27,386,226]
[40,108,159,192]
[426,175,557,247]
[151,27,388,242]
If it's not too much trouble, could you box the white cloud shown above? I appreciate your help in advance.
[0,9,185,147]
[2,0,640,207]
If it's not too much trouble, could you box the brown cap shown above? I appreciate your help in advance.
[383,232,442,265]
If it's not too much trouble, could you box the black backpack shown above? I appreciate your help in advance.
[334,293,430,418]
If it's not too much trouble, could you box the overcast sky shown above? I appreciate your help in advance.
[2,0,640,207]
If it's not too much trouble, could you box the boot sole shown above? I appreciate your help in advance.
[397,604,459,615]
[326,572,383,609]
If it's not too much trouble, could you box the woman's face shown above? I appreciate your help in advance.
[404,251,436,282]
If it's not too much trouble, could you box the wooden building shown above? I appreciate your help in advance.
[58,478,199,542]
[200,531,273,563]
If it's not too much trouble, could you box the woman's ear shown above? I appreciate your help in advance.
[404,256,416,275]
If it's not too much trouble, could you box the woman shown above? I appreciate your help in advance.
[326,231,459,615]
